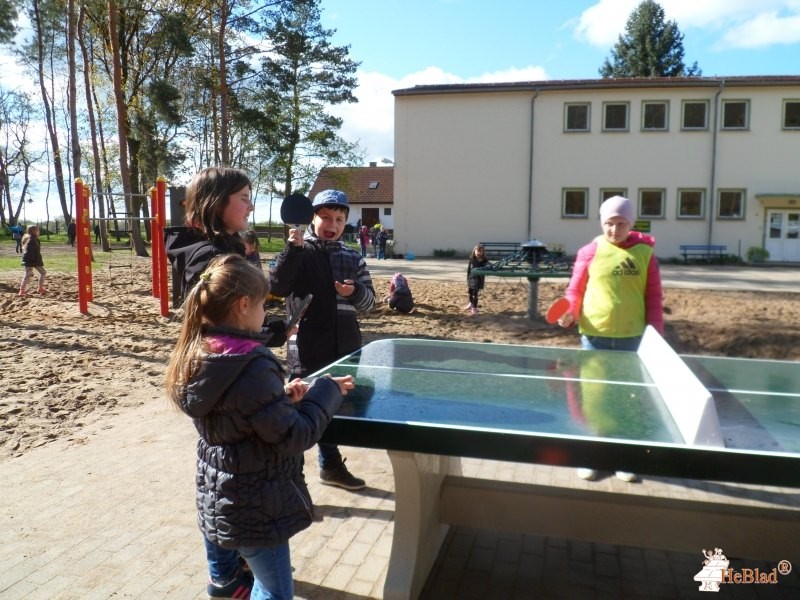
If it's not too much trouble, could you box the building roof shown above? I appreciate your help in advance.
[308,164,394,205]
[393,75,800,97]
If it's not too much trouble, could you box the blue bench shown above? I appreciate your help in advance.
[680,244,727,263]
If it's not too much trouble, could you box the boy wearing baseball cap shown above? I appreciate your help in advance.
[557,195,664,482]
[270,189,376,490]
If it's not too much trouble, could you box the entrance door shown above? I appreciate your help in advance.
[361,207,379,229]
[765,210,800,262]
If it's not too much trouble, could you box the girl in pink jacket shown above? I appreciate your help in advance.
[559,196,664,483]
[559,195,664,351]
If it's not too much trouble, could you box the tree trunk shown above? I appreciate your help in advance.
[217,0,229,165]
[32,0,69,225]
[108,0,146,257]
[67,0,81,183]
[79,6,109,252]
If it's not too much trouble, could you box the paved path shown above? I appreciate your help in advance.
[3,394,799,599]
[365,257,800,292]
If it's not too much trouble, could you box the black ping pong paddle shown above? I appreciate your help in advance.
[280,193,314,228]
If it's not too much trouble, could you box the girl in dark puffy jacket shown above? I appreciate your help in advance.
[166,254,354,600]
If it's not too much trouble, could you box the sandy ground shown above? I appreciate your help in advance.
[2,249,799,461]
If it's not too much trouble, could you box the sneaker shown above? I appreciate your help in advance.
[576,468,598,481]
[37,287,47,295]
[207,568,253,599]
[615,471,637,482]
[470,307,477,315]
[320,458,366,490]
[18,290,26,296]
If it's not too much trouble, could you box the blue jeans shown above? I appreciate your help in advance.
[318,442,342,469]
[204,536,241,583]
[240,543,293,600]
[205,537,293,599]
[580,335,642,351]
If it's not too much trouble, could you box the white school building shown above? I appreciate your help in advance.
[391,76,800,262]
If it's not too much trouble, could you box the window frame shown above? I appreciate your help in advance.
[782,99,800,130]
[721,99,749,130]
[641,100,669,131]
[717,189,746,220]
[681,100,709,130]
[638,188,666,219]
[599,189,628,208]
[564,102,591,132]
[677,188,705,219]
[562,188,589,218]
[602,101,629,132]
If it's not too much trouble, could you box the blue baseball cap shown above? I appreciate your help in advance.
[312,189,349,214]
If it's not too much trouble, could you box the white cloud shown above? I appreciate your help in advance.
[333,65,549,163]
[717,11,800,48]
[572,0,800,50]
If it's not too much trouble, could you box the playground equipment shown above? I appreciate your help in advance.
[74,177,169,317]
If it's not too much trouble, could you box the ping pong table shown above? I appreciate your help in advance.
[313,333,800,600]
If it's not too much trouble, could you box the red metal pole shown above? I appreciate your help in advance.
[75,179,89,315]
[83,185,93,302]
[150,186,159,298]
[156,176,169,317]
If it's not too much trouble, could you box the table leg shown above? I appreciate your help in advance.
[527,276,540,320]
[383,451,462,600]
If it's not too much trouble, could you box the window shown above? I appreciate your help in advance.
[383,207,392,216]
[603,102,629,131]
[642,101,668,131]
[783,100,800,129]
[562,189,588,217]
[677,189,704,218]
[721,100,749,130]
[564,103,590,132]
[369,181,379,189]
[718,190,745,219]
[682,100,708,130]
[600,189,627,206]
[639,189,665,218]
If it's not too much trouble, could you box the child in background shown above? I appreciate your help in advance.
[358,225,369,257]
[558,195,664,483]
[465,244,489,315]
[11,224,24,253]
[271,189,376,491]
[243,229,263,271]
[19,225,46,296]
[385,272,414,313]
[166,254,354,600]
[377,226,388,259]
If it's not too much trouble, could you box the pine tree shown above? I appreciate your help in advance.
[599,0,701,78]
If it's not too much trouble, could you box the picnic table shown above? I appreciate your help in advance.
[472,240,572,319]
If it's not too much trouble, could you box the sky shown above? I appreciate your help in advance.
[322,0,800,165]
[9,0,800,222]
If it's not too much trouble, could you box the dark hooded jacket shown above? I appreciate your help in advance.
[164,226,244,304]
[165,226,287,345]
[180,332,344,549]
[270,228,375,375]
